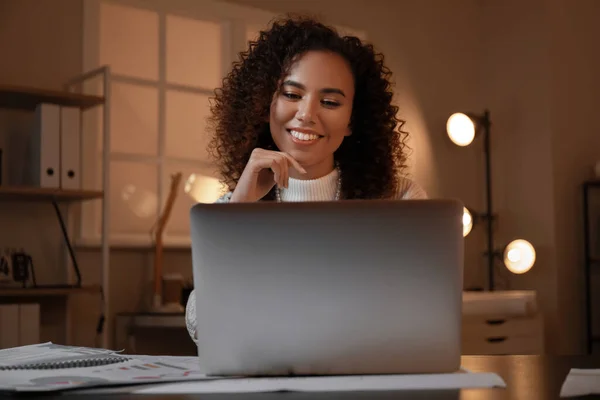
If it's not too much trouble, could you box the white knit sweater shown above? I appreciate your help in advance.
[184,172,427,344]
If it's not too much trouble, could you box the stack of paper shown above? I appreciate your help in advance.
[560,369,600,397]
[0,343,507,394]
[0,343,214,393]
[135,370,507,394]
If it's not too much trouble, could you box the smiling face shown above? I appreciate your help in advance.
[269,50,355,179]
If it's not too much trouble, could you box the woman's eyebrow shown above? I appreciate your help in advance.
[282,80,346,97]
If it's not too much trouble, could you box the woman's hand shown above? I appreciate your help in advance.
[230,148,306,202]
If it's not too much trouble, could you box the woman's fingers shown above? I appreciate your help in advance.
[266,153,292,188]
[269,158,282,188]
[249,148,305,189]
[282,153,307,175]
[251,149,306,175]
[280,155,289,188]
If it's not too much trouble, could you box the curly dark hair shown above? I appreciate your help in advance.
[207,14,409,200]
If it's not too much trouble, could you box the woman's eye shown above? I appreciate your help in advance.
[283,92,301,100]
[322,99,340,108]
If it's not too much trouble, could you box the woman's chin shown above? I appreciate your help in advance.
[285,150,314,167]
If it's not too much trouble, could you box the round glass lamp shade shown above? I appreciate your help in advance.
[184,174,225,203]
[447,113,476,146]
[462,207,473,237]
[503,239,536,274]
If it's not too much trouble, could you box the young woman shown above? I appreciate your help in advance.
[185,15,427,344]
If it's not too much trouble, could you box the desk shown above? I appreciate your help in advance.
[58,355,600,399]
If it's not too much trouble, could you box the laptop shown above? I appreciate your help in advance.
[189,199,464,376]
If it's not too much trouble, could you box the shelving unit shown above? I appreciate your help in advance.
[0,285,102,297]
[583,179,600,354]
[0,66,112,348]
[0,187,103,202]
[0,84,104,111]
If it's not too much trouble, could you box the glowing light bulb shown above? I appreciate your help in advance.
[503,239,536,274]
[463,207,473,237]
[447,113,476,146]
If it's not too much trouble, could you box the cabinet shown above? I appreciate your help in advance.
[582,179,600,354]
[0,67,112,348]
[461,290,544,355]
[462,314,544,355]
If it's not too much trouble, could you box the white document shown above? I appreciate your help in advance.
[560,368,600,397]
[136,369,506,394]
[59,106,81,190]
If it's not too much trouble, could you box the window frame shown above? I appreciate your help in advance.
[79,0,365,248]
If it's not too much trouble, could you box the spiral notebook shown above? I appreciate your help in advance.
[0,343,213,393]
[0,354,130,370]
[0,342,130,370]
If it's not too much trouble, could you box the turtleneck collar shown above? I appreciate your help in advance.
[278,167,340,202]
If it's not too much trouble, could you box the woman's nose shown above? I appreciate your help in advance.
[296,99,317,125]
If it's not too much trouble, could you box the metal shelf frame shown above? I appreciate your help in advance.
[63,65,112,349]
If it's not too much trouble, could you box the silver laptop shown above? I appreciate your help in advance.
[190,199,464,376]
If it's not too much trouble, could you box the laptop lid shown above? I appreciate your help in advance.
[190,199,464,376]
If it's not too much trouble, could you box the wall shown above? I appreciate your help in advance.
[0,0,84,286]
[0,0,488,351]
[0,0,83,345]
[0,0,84,283]
[228,0,600,354]
[2,0,598,354]
[222,0,489,290]
[480,0,600,354]
[550,0,600,354]
[479,0,559,351]
[0,0,83,89]
[0,0,197,353]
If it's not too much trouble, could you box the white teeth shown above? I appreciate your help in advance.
[290,130,319,141]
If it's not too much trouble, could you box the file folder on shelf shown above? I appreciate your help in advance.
[59,106,81,190]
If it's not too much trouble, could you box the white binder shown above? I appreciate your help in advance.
[29,103,60,188]
[59,106,81,189]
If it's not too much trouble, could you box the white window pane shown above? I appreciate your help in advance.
[166,15,222,88]
[111,82,158,156]
[109,161,158,235]
[162,163,224,237]
[165,90,212,161]
[99,2,159,80]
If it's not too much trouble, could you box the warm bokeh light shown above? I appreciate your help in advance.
[184,174,225,203]
[121,184,157,218]
[447,113,476,146]
[463,207,473,237]
[503,239,536,274]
